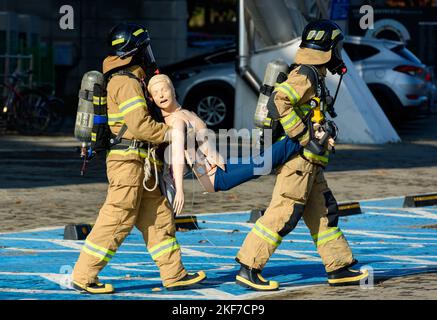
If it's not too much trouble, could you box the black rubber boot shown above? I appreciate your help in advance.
[235,264,279,291]
[165,271,207,291]
[72,281,115,294]
[327,265,369,287]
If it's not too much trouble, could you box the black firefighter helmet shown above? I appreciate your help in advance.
[107,22,157,73]
[298,20,346,75]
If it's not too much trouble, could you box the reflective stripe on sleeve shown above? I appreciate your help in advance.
[119,96,147,116]
[274,82,300,105]
[149,238,180,260]
[303,149,329,166]
[279,110,300,130]
[107,113,125,126]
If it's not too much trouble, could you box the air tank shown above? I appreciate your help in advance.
[74,71,104,143]
[253,59,289,129]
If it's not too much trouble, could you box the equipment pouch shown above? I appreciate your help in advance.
[278,156,314,202]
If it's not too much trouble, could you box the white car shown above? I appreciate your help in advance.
[164,37,430,129]
[343,36,429,120]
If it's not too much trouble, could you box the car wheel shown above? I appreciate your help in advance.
[184,84,234,130]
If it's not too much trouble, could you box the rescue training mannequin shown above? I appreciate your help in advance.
[234,20,369,291]
[147,74,331,215]
[71,23,206,294]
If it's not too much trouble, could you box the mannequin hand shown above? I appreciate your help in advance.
[313,123,336,147]
[327,137,335,150]
[313,123,324,140]
[173,190,185,215]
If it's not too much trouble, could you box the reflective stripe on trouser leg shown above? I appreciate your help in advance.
[82,240,116,262]
[136,186,187,287]
[236,158,313,270]
[149,238,180,260]
[252,220,283,247]
[312,227,343,247]
[72,160,143,286]
[236,217,283,270]
[302,168,354,273]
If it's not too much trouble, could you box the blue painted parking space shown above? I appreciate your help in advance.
[1,196,436,300]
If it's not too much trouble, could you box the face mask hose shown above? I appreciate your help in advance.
[326,66,347,119]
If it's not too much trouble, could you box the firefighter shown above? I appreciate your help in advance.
[235,20,369,291]
[71,23,206,294]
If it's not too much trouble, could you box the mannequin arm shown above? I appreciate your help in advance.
[171,117,187,215]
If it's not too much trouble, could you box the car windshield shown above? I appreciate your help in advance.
[391,45,422,64]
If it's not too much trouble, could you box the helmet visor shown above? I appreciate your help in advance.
[332,40,343,61]
[144,44,156,65]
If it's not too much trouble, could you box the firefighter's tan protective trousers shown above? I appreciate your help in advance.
[72,157,187,287]
[236,155,355,273]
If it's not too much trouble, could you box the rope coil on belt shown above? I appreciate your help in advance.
[143,142,159,192]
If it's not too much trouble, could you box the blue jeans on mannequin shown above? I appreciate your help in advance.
[214,136,301,192]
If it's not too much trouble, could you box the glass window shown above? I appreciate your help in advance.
[343,43,380,61]
[391,45,422,64]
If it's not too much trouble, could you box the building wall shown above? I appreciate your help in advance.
[0,0,188,98]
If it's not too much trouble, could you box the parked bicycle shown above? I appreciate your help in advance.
[1,70,65,135]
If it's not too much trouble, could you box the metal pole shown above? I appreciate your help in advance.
[237,0,261,94]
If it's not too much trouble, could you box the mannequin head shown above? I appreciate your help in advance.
[148,74,179,113]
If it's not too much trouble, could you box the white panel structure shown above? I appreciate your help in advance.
[235,39,400,143]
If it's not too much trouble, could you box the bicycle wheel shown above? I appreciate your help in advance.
[14,89,51,135]
[46,97,65,133]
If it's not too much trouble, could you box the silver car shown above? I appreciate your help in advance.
[165,37,429,129]
[162,47,236,130]
[343,36,429,120]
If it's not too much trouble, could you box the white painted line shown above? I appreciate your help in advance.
[194,211,251,217]
[364,208,437,220]
[367,255,437,265]
[181,248,235,259]
[113,292,204,299]
[0,288,79,295]
[191,288,237,300]
[200,220,253,229]
[344,230,437,241]
[0,272,162,282]
[352,230,437,236]
[239,283,324,300]
[196,228,249,233]
[275,250,320,262]
[0,288,203,300]
[0,226,63,235]
[349,240,437,246]
[366,212,427,219]
[4,247,76,253]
